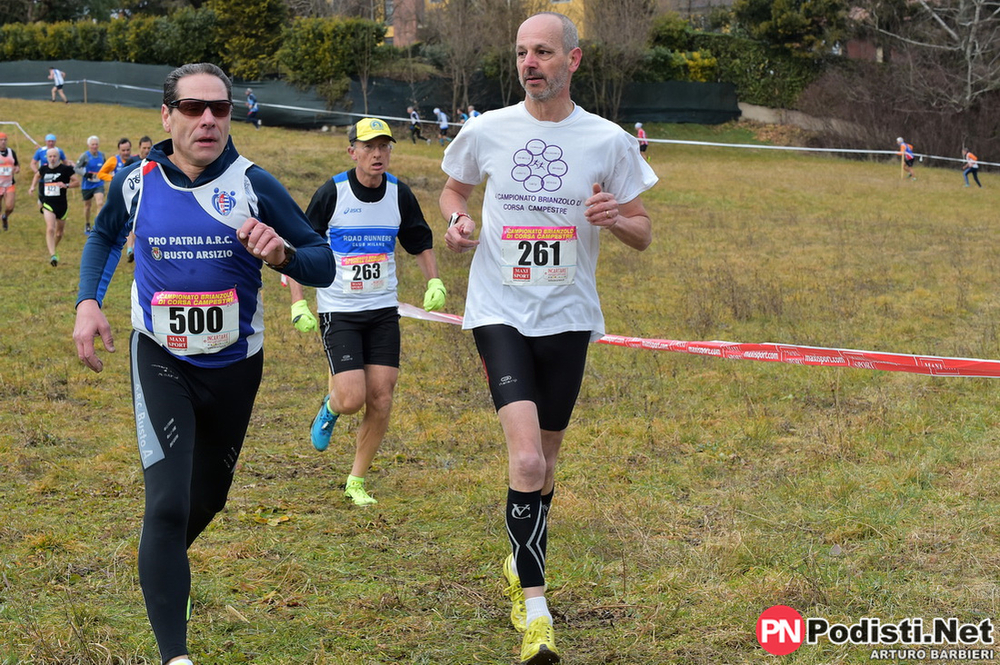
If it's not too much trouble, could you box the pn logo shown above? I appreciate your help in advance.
[757,605,805,655]
[212,188,237,216]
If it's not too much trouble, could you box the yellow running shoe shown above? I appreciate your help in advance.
[503,554,527,633]
[344,478,377,506]
[520,616,560,664]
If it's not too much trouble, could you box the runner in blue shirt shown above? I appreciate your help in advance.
[76,136,106,234]
[245,88,261,129]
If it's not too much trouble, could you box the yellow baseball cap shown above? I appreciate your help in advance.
[348,117,395,143]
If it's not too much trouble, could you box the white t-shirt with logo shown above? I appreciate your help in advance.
[441,102,657,340]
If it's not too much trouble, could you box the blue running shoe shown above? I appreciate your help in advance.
[310,395,338,451]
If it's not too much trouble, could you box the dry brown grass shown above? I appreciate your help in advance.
[2,98,1000,664]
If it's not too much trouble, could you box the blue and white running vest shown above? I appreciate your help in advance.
[316,171,403,313]
[129,156,265,368]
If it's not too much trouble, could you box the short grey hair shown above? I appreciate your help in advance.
[87,135,99,144]
[530,12,579,52]
[163,63,232,106]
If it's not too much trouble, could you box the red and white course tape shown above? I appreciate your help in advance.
[398,303,1000,378]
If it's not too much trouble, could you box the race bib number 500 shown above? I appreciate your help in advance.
[500,226,577,286]
[150,288,239,355]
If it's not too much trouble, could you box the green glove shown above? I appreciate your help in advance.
[290,299,318,333]
[423,278,447,312]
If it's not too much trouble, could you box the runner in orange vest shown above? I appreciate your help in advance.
[896,137,916,180]
[962,148,982,188]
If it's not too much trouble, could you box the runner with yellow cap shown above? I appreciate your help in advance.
[286,116,447,505]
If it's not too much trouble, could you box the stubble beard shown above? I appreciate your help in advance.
[520,67,569,103]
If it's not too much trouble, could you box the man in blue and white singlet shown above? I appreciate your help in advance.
[286,117,447,506]
[73,62,336,665]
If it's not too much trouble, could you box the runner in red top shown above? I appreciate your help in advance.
[635,122,648,161]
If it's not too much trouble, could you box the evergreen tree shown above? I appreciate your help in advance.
[734,0,847,57]
[208,0,287,79]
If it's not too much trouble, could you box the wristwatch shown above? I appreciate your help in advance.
[265,240,296,271]
[449,211,470,228]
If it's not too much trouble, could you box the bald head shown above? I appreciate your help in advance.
[516,12,582,106]
[519,12,578,53]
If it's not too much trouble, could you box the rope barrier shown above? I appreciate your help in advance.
[0,121,39,146]
[2,78,991,165]
[397,304,1000,378]
[645,138,1000,168]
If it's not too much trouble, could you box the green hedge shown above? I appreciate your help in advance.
[0,10,221,65]
[635,46,719,83]
[643,13,825,108]
[691,32,823,108]
[0,12,386,101]
[275,17,388,104]
[1,11,821,110]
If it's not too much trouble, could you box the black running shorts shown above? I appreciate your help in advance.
[41,199,68,220]
[81,185,104,201]
[472,324,590,432]
[318,306,401,373]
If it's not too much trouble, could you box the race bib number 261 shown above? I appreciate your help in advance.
[500,226,577,286]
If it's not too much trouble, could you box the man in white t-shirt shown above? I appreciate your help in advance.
[439,12,657,665]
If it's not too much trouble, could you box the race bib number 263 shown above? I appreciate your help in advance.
[339,253,389,293]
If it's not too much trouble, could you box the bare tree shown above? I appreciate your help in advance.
[348,18,388,114]
[284,0,374,18]
[423,0,487,113]
[479,0,548,107]
[857,0,1000,112]
[578,0,656,120]
[284,0,333,17]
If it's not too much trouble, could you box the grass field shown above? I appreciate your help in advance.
[2,97,1000,664]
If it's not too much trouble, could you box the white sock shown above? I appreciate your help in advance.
[525,596,551,626]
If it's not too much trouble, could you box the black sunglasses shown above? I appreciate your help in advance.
[167,98,233,118]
